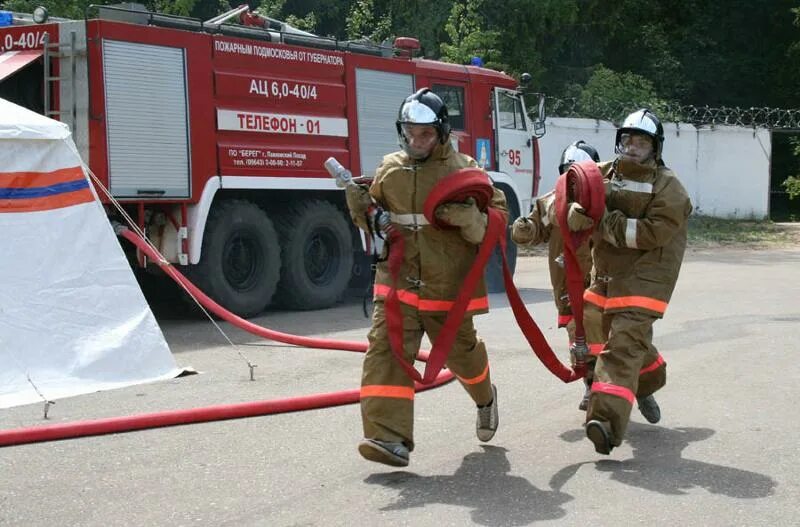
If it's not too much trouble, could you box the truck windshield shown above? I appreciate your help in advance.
[497,92,526,131]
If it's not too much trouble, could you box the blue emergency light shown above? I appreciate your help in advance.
[471,57,484,67]
[0,11,14,27]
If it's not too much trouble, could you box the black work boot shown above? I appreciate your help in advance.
[636,394,661,424]
[585,420,614,455]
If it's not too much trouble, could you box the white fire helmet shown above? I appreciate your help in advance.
[559,140,600,174]
[615,109,664,159]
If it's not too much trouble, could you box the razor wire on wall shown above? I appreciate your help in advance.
[546,97,800,130]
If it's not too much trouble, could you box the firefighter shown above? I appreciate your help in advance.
[510,141,600,411]
[344,88,508,467]
[566,109,692,455]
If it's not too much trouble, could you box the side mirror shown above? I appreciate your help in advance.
[532,93,546,138]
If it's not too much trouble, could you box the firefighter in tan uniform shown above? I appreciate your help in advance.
[345,88,508,467]
[567,109,692,454]
[511,141,600,410]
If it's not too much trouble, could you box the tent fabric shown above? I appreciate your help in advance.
[0,97,183,409]
[0,94,70,140]
[0,49,43,83]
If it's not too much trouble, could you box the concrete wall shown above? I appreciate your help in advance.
[537,117,771,218]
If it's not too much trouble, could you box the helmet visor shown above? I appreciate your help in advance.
[399,100,438,125]
[618,132,654,163]
[400,123,439,159]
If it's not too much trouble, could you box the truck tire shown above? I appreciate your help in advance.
[275,200,354,310]
[189,199,281,318]
[485,186,519,293]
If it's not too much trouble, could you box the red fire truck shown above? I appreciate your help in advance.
[0,4,545,317]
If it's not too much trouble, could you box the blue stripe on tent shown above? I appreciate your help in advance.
[0,179,90,199]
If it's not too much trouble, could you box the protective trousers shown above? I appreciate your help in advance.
[585,310,666,446]
[361,301,494,451]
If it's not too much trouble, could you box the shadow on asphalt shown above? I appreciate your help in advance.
[136,270,373,322]
[364,445,571,526]
[554,423,776,498]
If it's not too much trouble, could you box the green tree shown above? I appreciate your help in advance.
[345,0,392,42]
[266,0,348,39]
[557,0,800,108]
[784,174,800,200]
[440,0,503,69]
[781,6,800,201]
[568,65,670,122]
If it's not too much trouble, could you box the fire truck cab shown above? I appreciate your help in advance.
[0,4,546,317]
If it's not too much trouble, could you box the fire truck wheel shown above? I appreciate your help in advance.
[275,200,354,310]
[484,185,519,293]
[189,199,281,318]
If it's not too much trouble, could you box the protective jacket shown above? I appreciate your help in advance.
[369,141,508,315]
[586,159,692,318]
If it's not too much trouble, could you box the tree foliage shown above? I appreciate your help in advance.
[440,0,502,69]
[345,0,392,42]
[784,175,800,200]
[568,66,671,122]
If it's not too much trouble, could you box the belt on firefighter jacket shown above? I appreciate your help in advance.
[381,166,603,385]
[554,160,606,354]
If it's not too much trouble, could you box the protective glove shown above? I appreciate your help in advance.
[345,183,372,218]
[435,197,488,244]
[566,202,594,232]
[511,216,539,245]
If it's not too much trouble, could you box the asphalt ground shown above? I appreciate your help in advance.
[1,247,798,526]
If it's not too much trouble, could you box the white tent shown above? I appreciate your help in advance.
[0,97,183,409]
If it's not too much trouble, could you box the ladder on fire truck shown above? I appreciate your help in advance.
[41,30,77,131]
